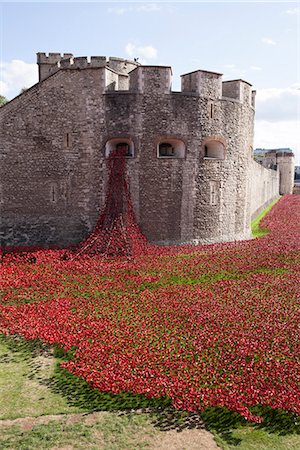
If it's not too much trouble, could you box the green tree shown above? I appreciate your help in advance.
[0,95,7,106]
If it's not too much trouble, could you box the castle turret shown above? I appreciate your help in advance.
[222,79,254,106]
[276,151,295,194]
[129,66,172,94]
[37,52,73,81]
[181,69,222,99]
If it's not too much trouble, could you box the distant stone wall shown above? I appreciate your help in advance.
[249,160,279,219]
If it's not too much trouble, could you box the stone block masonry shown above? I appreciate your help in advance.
[0,53,293,248]
[249,160,279,219]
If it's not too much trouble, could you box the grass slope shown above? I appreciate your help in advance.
[251,197,281,238]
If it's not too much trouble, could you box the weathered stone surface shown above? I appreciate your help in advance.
[0,53,291,248]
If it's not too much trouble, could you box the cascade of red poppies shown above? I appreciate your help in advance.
[73,145,148,259]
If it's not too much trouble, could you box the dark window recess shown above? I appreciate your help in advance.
[210,104,214,118]
[204,141,225,159]
[159,143,175,157]
[116,142,132,157]
[64,132,71,148]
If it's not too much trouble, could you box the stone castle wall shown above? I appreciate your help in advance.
[249,160,279,219]
[0,53,288,249]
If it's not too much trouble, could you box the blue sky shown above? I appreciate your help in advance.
[0,1,299,163]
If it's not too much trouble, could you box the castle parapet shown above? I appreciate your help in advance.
[90,56,107,67]
[129,66,172,94]
[58,56,107,70]
[37,52,73,81]
[37,53,139,82]
[181,70,222,99]
[108,57,139,75]
[222,79,254,106]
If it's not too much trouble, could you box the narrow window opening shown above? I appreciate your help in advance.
[61,181,68,201]
[50,184,57,203]
[210,182,217,206]
[210,103,214,118]
[64,132,71,148]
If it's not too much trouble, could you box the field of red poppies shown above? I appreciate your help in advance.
[1,195,299,423]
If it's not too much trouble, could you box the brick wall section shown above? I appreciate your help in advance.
[0,55,285,248]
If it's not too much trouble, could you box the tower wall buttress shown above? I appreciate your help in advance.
[277,153,295,194]
[129,66,172,94]
[181,70,222,99]
[222,79,253,105]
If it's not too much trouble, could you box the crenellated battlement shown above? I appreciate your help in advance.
[37,52,73,64]
[36,53,139,82]
[36,53,255,105]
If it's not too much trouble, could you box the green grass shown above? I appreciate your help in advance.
[0,414,155,450]
[0,334,170,421]
[251,197,281,238]
[0,335,82,420]
[0,334,299,449]
[215,427,300,450]
[201,406,299,449]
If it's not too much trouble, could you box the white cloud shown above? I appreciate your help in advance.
[254,120,300,164]
[255,85,300,163]
[250,65,262,71]
[0,60,38,99]
[125,42,158,63]
[285,7,299,16]
[262,37,276,46]
[0,80,7,96]
[255,86,299,122]
[223,64,236,69]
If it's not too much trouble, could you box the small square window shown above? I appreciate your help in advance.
[159,143,175,157]
[204,140,225,160]
[105,139,134,158]
[157,139,185,158]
